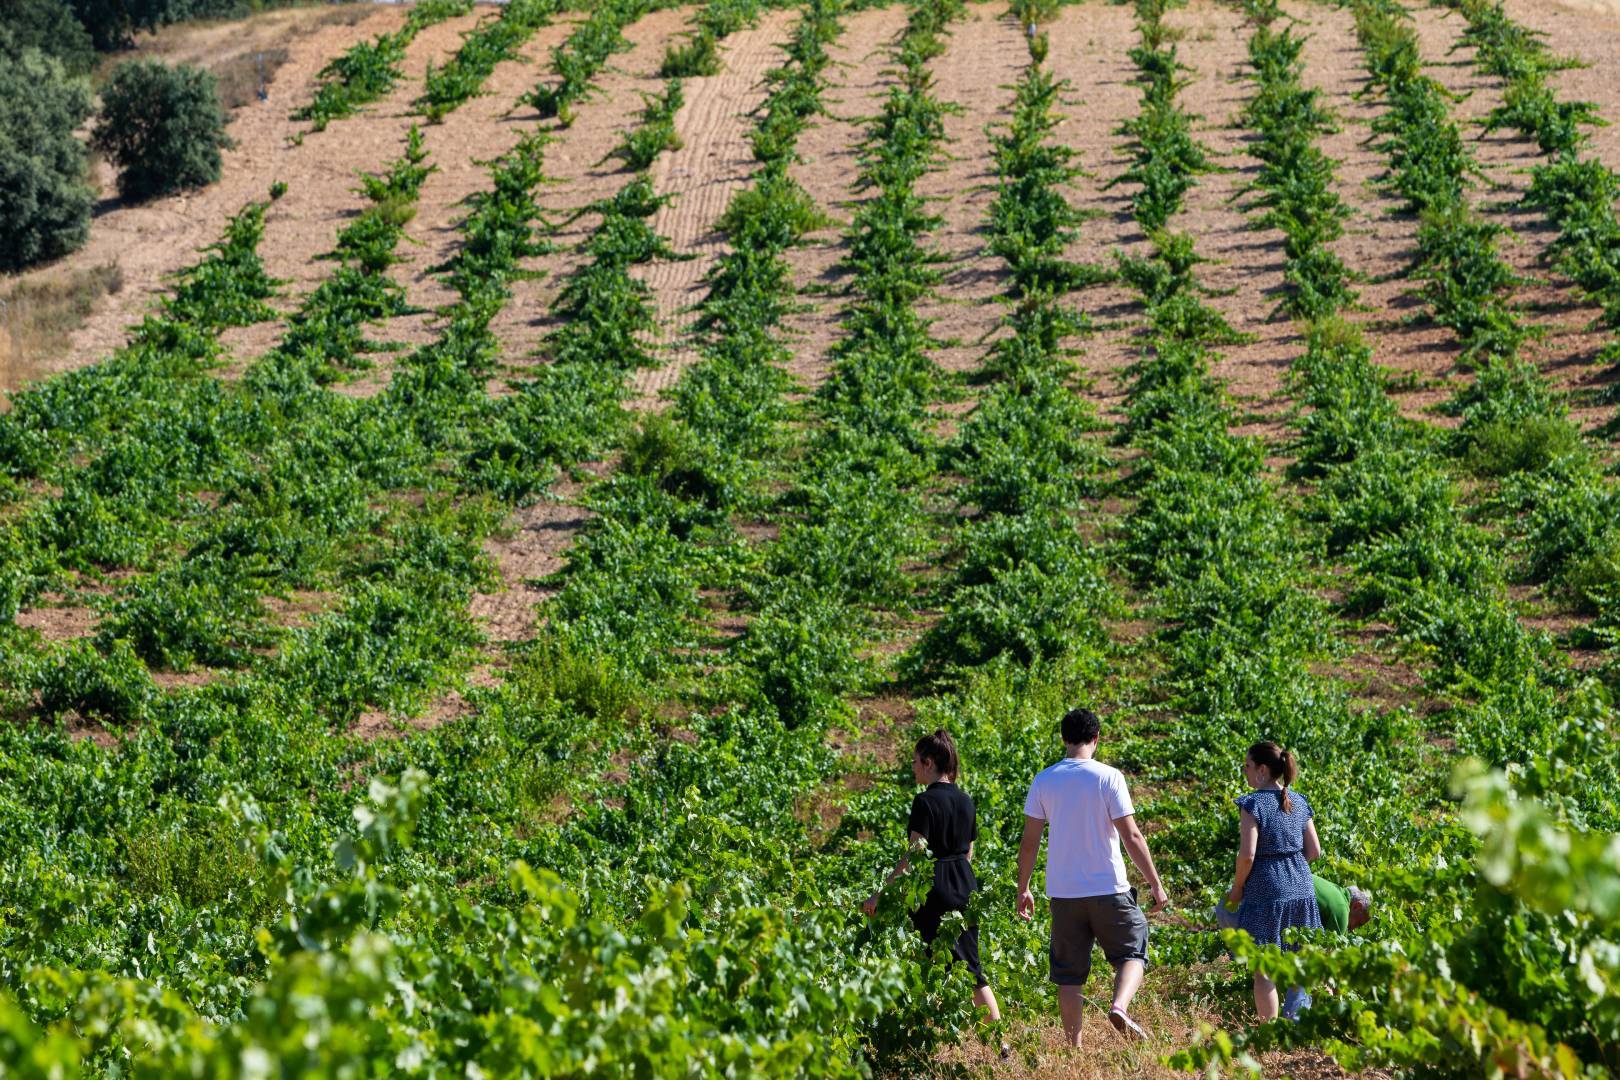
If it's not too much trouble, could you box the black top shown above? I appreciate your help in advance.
[907,781,978,859]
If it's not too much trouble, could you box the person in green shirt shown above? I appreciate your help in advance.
[1211,876,1372,1019]
[1312,875,1371,934]
[1281,878,1372,1018]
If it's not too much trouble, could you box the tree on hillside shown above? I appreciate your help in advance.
[93,60,232,202]
[0,48,96,273]
[0,0,96,75]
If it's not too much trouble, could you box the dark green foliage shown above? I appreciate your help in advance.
[122,813,277,917]
[1109,33,1214,232]
[1410,204,1527,364]
[296,0,472,130]
[660,0,763,81]
[0,0,95,75]
[0,48,94,271]
[912,514,1111,675]
[1239,21,1358,320]
[295,34,407,130]
[737,587,868,728]
[96,555,275,670]
[68,0,160,50]
[33,637,157,727]
[604,79,684,172]
[660,30,721,77]
[416,0,561,123]
[518,0,645,128]
[987,64,1110,294]
[93,60,231,202]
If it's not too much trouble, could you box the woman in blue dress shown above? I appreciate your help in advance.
[1224,740,1322,1021]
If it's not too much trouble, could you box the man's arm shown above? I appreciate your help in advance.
[1113,814,1169,912]
[1016,815,1045,919]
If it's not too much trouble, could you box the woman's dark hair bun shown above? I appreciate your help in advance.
[915,730,961,779]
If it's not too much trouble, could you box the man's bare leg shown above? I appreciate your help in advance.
[1111,959,1145,1014]
[1058,985,1085,1047]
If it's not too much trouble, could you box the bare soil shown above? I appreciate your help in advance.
[1047,1,1152,420]
[781,3,914,390]
[634,9,800,406]
[917,5,1028,378]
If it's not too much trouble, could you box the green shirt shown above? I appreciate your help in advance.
[1314,875,1349,933]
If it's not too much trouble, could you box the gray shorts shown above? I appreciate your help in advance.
[1049,890,1150,986]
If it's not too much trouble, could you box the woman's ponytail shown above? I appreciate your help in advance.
[1248,740,1298,812]
[915,729,961,779]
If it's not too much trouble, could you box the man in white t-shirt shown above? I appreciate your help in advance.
[1017,707,1169,1046]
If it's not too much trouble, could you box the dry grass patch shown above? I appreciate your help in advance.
[0,263,123,400]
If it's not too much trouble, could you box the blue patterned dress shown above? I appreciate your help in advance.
[1235,789,1321,947]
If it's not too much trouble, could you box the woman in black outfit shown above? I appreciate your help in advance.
[863,730,1003,1024]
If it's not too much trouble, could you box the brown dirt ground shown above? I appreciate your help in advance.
[14,602,99,642]
[1167,1,1305,445]
[486,5,701,385]
[97,4,376,78]
[329,10,591,399]
[781,3,914,391]
[633,9,799,407]
[1047,1,1154,421]
[462,7,706,652]
[15,5,486,386]
[468,490,593,644]
[1407,2,1617,430]
[1285,0,1464,423]
[916,5,1028,379]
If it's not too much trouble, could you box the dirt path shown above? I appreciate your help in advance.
[633,9,800,407]
[780,3,913,392]
[917,5,1027,382]
[1045,2,1151,423]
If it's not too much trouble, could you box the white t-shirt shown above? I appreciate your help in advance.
[1023,757,1135,898]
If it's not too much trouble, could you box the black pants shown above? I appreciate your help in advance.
[911,858,987,989]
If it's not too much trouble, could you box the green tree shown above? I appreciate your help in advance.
[0,0,96,75]
[69,0,190,51]
[0,48,95,272]
[92,60,231,202]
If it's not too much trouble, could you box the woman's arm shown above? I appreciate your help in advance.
[1302,818,1321,862]
[862,831,927,916]
[1226,810,1259,909]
